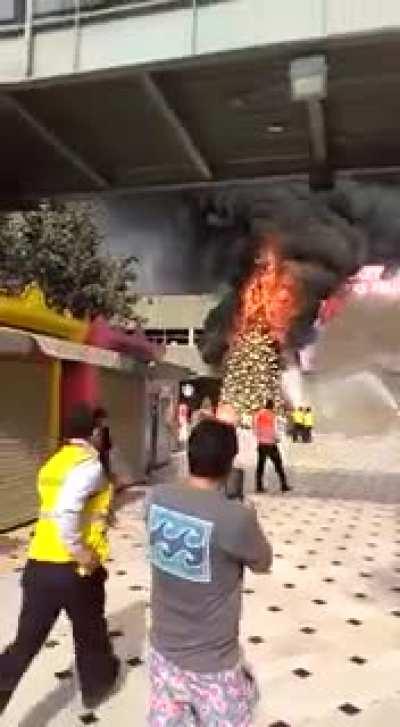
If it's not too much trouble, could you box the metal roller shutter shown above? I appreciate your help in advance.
[0,360,51,531]
[99,369,146,484]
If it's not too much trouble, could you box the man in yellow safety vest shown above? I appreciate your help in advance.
[291,407,305,443]
[0,403,120,716]
[303,406,315,443]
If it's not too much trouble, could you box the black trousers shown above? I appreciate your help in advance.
[292,423,304,442]
[224,467,244,501]
[256,443,288,492]
[0,560,119,712]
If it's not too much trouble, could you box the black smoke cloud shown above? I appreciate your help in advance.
[102,183,400,367]
[197,182,400,365]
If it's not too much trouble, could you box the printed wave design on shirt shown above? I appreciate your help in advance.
[149,504,213,583]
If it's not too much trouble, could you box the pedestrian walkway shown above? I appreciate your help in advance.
[0,437,399,726]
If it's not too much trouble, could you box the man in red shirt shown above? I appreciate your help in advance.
[253,400,291,494]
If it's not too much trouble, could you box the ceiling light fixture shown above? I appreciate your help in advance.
[267,124,285,134]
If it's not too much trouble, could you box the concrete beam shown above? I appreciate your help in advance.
[306,98,332,189]
[142,73,212,181]
[307,99,327,165]
[4,94,109,190]
[4,165,400,207]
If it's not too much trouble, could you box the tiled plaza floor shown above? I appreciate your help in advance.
[0,434,399,726]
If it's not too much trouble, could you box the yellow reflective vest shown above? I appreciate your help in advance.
[304,411,315,428]
[28,444,112,564]
[292,409,304,425]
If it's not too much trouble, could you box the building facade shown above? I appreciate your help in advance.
[136,294,216,375]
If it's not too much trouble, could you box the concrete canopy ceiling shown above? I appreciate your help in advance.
[2,32,400,204]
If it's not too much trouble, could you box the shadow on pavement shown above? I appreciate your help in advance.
[17,600,147,727]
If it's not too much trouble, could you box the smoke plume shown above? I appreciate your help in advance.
[198,181,400,365]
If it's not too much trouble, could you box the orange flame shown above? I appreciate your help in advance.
[235,239,299,343]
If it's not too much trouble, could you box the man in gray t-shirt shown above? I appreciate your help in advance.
[147,418,272,726]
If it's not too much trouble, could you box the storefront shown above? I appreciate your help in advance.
[0,286,188,530]
[0,328,58,530]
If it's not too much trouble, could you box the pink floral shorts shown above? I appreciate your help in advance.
[148,647,259,726]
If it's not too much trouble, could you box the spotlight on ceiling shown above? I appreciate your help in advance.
[289,55,327,102]
[266,124,285,134]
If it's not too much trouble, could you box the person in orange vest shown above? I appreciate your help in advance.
[253,399,292,493]
[0,404,120,716]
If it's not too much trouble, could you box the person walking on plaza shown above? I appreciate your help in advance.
[303,406,315,443]
[291,406,305,443]
[0,404,120,716]
[147,418,272,726]
[254,399,291,493]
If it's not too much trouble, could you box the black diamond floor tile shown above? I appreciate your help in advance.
[323,577,335,583]
[347,618,362,626]
[338,702,361,716]
[80,713,99,725]
[354,593,367,599]
[296,565,308,570]
[283,583,296,589]
[54,669,73,680]
[391,610,400,617]
[116,570,127,576]
[300,627,316,634]
[293,668,312,678]
[349,656,367,665]
[268,606,282,612]
[331,561,342,566]
[129,585,143,591]
[248,636,264,644]
[45,640,60,649]
[127,656,144,668]
[109,629,124,639]
[242,588,255,594]
[312,599,327,605]
[359,572,373,578]
[269,722,292,727]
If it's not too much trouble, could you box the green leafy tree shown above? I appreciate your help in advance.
[0,201,139,322]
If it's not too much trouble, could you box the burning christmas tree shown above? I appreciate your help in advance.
[219,244,299,420]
